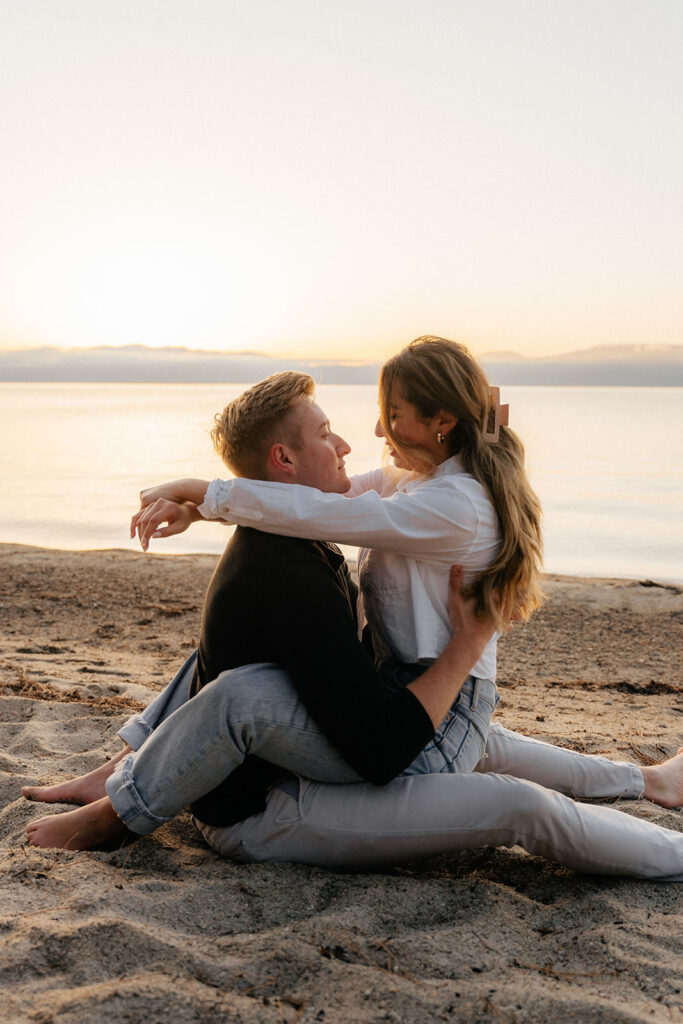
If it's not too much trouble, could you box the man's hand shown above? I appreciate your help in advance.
[138,478,211,510]
[447,565,496,655]
[130,499,201,552]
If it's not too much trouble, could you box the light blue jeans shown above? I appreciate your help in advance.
[108,651,499,835]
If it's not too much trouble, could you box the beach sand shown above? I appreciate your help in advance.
[1,543,682,1023]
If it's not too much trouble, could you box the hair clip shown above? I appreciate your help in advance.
[482,387,509,443]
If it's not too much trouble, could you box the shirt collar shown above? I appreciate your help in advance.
[431,454,464,478]
[401,454,465,491]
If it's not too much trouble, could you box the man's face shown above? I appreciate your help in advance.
[288,400,352,493]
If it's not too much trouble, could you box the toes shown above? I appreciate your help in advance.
[22,786,50,800]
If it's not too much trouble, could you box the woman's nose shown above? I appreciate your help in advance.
[374,418,385,438]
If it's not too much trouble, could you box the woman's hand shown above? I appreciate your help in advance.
[447,565,496,652]
[138,478,210,509]
[130,499,201,551]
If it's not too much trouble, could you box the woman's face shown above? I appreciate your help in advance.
[375,385,452,472]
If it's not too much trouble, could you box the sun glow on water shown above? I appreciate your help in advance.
[1,383,681,583]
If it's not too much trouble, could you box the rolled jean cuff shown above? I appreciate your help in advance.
[630,764,646,800]
[105,754,171,836]
[117,714,154,752]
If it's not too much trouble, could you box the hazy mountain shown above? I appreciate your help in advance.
[478,344,683,385]
[1,342,681,385]
[0,344,381,384]
[556,343,683,363]
[479,344,683,364]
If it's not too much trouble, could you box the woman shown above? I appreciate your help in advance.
[25,339,683,877]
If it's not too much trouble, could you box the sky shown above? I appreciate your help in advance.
[1,0,681,361]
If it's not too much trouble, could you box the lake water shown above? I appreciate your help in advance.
[1,383,681,584]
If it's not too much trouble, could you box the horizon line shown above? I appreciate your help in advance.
[1,340,682,364]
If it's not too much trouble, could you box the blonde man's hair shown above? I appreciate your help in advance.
[211,371,315,479]
[379,336,544,630]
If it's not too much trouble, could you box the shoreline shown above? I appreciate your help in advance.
[2,539,683,589]
[1,543,682,1022]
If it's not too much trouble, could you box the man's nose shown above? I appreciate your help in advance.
[335,435,351,455]
[374,418,385,438]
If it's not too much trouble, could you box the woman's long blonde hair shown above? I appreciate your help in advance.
[379,336,543,628]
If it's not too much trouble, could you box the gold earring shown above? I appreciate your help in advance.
[437,431,447,444]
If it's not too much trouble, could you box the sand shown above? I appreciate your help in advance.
[1,543,682,1024]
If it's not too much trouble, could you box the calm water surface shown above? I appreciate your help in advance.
[1,383,681,583]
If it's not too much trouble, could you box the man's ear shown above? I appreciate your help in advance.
[266,442,297,480]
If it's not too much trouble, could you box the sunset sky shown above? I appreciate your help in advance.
[1,0,681,362]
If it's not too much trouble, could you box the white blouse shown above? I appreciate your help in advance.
[199,456,501,679]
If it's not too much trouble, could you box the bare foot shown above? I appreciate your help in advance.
[641,746,683,808]
[21,746,132,806]
[26,797,132,850]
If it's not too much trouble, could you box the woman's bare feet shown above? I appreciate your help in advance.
[21,746,132,806]
[26,797,132,850]
[641,746,683,808]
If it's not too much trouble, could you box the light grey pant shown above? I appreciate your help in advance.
[109,652,499,834]
[197,773,683,881]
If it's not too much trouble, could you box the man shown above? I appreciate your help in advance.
[25,372,493,850]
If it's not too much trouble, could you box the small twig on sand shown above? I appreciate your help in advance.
[324,925,422,984]
[482,996,515,1023]
[239,977,276,997]
[628,743,665,766]
[515,959,624,981]
[8,900,94,920]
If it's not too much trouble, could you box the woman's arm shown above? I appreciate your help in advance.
[344,467,390,498]
[130,471,475,560]
[129,471,388,549]
[139,478,210,506]
[130,500,203,549]
[194,475,480,563]
[130,480,210,548]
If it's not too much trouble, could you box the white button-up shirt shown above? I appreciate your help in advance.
[199,456,501,679]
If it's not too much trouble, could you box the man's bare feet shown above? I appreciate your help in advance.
[26,797,132,850]
[641,746,683,808]
[21,746,132,806]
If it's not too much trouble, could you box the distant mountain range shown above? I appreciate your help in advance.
[1,343,681,385]
[476,344,683,385]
